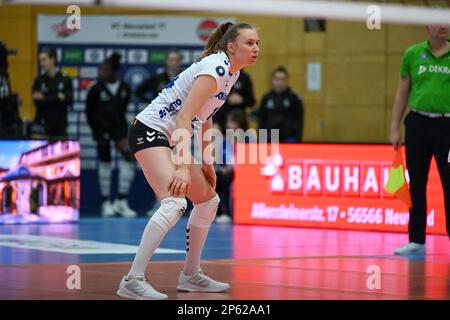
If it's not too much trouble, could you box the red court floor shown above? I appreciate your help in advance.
[0,220,449,300]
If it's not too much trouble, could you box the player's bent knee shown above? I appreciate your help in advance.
[188,194,220,228]
[150,197,187,231]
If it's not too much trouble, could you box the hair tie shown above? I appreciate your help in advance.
[221,22,234,33]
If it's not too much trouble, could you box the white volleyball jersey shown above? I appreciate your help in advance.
[136,51,239,145]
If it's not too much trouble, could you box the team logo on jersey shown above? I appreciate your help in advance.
[215,92,228,101]
[216,66,225,77]
[266,99,275,109]
[159,99,183,119]
[100,91,110,101]
[137,137,144,145]
[420,52,428,60]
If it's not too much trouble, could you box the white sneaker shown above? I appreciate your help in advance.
[101,200,115,217]
[113,199,137,218]
[117,275,168,300]
[394,243,426,255]
[177,270,230,292]
[215,214,232,224]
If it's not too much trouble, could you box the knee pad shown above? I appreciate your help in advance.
[151,197,187,232]
[97,141,111,162]
[188,194,220,228]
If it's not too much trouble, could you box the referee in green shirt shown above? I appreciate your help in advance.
[391,24,450,255]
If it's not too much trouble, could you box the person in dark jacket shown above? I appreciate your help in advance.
[257,66,304,143]
[135,49,182,104]
[31,48,73,139]
[213,69,255,132]
[86,53,136,218]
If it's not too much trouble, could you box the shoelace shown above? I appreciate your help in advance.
[128,275,150,284]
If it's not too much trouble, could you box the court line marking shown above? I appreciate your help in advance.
[0,235,184,255]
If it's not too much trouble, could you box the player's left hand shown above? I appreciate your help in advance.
[202,164,217,190]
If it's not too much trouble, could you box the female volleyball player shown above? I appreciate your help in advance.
[116,22,260,300]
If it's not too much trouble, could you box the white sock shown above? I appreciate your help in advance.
[183,195,219,275]
[127,197,186,278]
[183,224,210,275]
[128,220,166,278]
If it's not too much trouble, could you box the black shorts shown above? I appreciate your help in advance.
[128,118,171,155]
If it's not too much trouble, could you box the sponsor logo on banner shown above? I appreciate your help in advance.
[61,66,79,78]
[127,49,148,64]
[79,79,95,90]
[260,153,396,198]
[149,50,167,64]
[234,144,445,234]
[80,67,99,78]
[84,49,105,63]
[124,66,150,91]
[106,49,126,63]
[197,20,218,42]
[179,50,191,64]
[52,17,80,38]
[63,48,84,63]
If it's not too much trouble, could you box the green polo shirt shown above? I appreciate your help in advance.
[400,39,450,113]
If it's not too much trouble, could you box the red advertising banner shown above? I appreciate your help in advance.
[233,143,446,234]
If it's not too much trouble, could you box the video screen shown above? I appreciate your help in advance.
[0,140,80,224]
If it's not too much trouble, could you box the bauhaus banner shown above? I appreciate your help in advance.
[234,143,446,234]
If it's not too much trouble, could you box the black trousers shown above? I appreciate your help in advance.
[404,111,450,244]
[215,167,234,217]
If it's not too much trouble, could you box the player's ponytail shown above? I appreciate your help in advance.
[198,22,254,59]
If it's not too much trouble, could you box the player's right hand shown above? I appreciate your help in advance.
[390,127,402,150]
[169,167,191,197]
